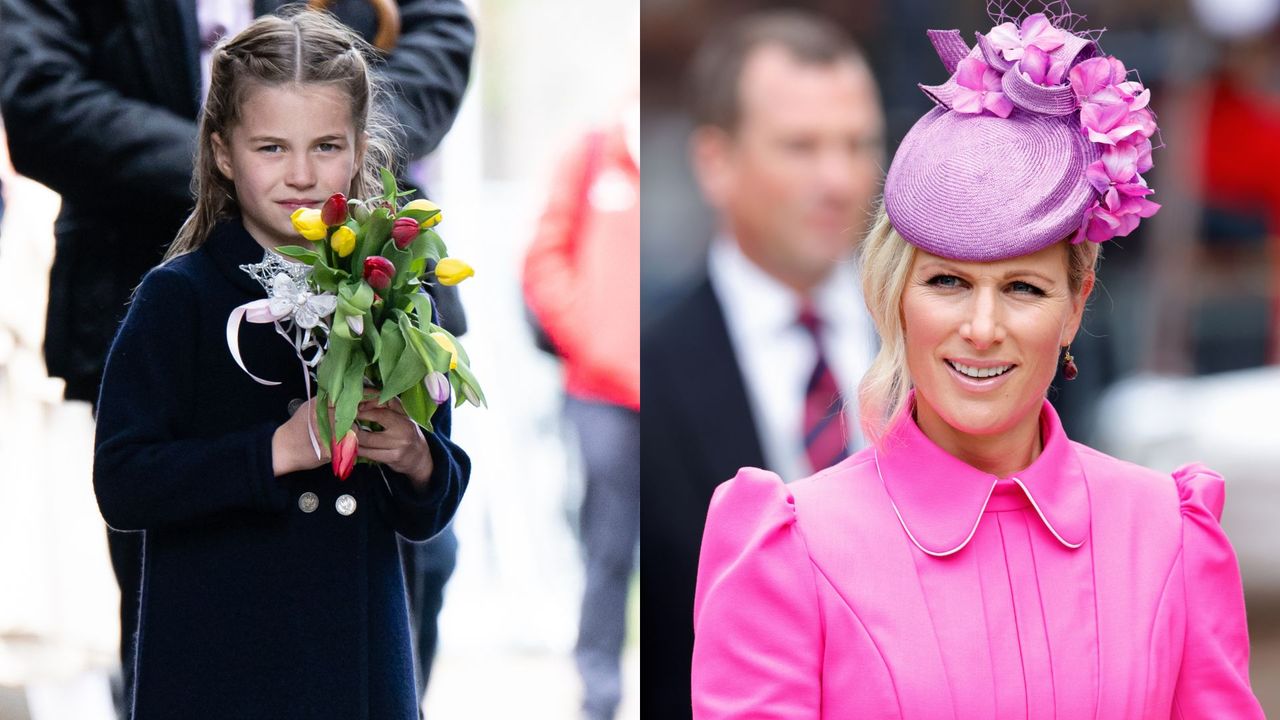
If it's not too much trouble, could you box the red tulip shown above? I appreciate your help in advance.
[391,217,420,249]
[363,256,395,291]
[331,429,358,480]
[321,193,349,226]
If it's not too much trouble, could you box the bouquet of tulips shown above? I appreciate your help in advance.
[267,168,483,479]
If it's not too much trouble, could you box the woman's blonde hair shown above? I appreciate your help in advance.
[856,203,1100,445]
[165,8,399,261]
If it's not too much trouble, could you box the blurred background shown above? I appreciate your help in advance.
[642,0,1280,714]
[0,0,638,718]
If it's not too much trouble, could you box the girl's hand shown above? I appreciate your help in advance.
[355,394,435,484]
[355,398,434,488]
[272,397,330,476]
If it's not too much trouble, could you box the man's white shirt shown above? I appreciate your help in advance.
[707,235,875,483]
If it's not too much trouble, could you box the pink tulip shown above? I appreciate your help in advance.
[363,256,395,291]
[392,217,420,250]
[331,429,358,481]
[322,193,349,226]
[425,371,451,404]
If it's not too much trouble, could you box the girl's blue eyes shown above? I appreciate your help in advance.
[926,274,1046,296]
[256,143,341,153]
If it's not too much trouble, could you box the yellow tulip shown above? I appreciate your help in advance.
[331,225,357,257]
[430,332,459,370]
[290,208,327,242]
[434,257,474,286]
[405,198,443,228]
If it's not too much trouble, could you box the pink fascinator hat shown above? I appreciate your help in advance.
[883,7,1160,261]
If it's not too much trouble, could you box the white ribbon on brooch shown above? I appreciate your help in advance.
[227,265,337,459]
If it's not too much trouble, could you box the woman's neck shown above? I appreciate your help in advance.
[912,398,1044,479]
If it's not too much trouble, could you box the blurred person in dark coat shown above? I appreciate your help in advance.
[640,11,884,718]
[0,2,472,716]
[523,95,640,720]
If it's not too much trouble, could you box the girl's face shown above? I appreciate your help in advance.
[212,83,361,249]
[901,242,1092,442]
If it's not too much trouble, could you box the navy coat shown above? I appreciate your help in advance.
[93,218,470,719]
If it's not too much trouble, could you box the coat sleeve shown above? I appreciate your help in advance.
[382,0,475,158]
[1169,463,1265,719]
[93,267,291,531]
[0,0,197,212]
[372,398,470,542]
[692,469,823,719]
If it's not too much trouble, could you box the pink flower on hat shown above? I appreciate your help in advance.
[1019,45,1069,87]
[1128,136,1154,173]
[1072,143,1161,244]
[952,56,1014,118]
[1080,102,1155,146]
[1069,56,1151,110]
[987,13,1066,62]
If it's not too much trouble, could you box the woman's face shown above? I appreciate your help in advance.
[901,242,1092,439]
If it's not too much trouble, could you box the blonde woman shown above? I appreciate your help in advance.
[691,9,1265,718]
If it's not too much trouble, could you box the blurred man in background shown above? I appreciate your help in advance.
[641,10,884,718]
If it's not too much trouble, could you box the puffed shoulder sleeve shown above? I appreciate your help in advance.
[692,469,822,719]
[1170,463,1265,719]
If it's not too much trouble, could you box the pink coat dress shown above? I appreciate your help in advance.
[691,398,1264,719]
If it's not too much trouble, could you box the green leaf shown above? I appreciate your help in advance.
[380,167,398,203]
[448,371,466,408]
[399,381,436,432]
[397,207,441,224]
[363,313,382,365]
[333,348,368,440]
[379,241,414,288]
[318,333,354,403]
[450,361,487,408]
[332,309,352,340]
[421,229,447,262]
[379,340,428,402]
[360,210,393,267]
[310,262,348,291]
[427,324,471,367]
[337,280,375,317]
[377,319,406,387]
[401,314,454,371]
[407,292,434,333]
[274,245,321,265]
[314,385,332,449]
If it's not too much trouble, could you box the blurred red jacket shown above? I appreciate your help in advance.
[523,123,640,410]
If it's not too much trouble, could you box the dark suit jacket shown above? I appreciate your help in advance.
[0,0,473,403]
[641,278,767,720]
[93,217,470,718]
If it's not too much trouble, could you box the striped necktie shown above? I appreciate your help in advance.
[799,305,849,473]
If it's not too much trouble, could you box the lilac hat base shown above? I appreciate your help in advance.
[884,106,1101,262]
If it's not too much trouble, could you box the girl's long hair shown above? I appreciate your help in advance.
[165,8,400,261]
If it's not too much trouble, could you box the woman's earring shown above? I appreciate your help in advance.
[1061,346,1078,381]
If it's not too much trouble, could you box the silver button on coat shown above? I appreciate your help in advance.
[298,492,319,513]
[335,494,357,516]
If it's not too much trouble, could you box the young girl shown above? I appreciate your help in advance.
[92,11,469,719]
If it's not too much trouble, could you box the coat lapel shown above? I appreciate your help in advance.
[682,280,768,491]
